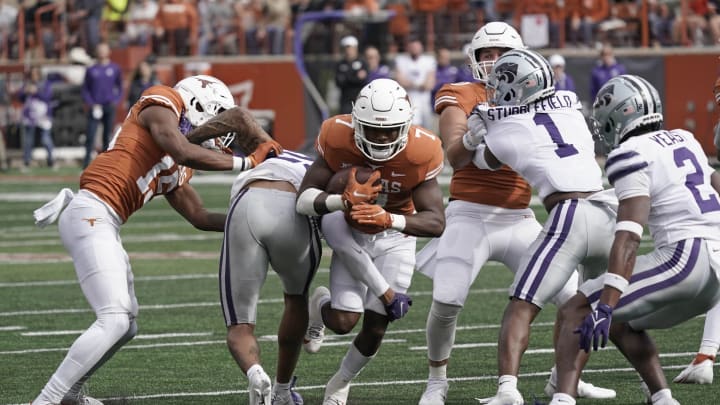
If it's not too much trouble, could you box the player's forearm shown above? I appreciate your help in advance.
[446,138,474,169]
[186,107,272,155]
[394,211,445,237]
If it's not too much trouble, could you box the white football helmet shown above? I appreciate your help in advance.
[591,74,663,148]
[174,75,235,127]
[487,49,555,106]
[468,22,525,82]
[352,78,413,162]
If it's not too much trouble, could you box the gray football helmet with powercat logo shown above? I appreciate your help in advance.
[486,49,555,106]
[591,74,663,148]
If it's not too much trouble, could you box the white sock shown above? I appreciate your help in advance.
[339,343,374,381]
[274,379,290,391]
[651,388,672,404]
[247,363,264,378]
[549,365,558,385]
[498,375,518,392]
[429,364,447,380]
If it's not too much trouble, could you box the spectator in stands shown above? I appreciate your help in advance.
[590,44,626,101]
[263,0,291,54]
[240,0,264,54]
[709,0,720,44]
[126,58,159,108]
[70,0,105,57]
[203,0,240,55]
[153,0,198,56]
[22,0,59,58]
[81,42,123,168]
[675,0,710,46]
[335,35,368,114]
[103,0,131,43]
[19,66,55,171]
[430,47,461,109]
[0,0,18,59]
[364,45,391,82]
[394,38,436,128]
[568,0,609,48]
[120,0,159,47]
[648,0,675,47]
[549,54,576,92]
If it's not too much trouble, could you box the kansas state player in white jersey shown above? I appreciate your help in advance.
[549,75,720,405]
[223,151,321,405]
[469,49,618,405]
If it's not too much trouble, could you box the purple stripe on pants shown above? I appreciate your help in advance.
[514,199,578,302]
[220,188,249,325]
[617,238,701,308]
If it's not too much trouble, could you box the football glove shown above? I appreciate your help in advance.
[385,292,412,321]
[248,140,283,167]
[462,114,487,151]
[350,203,392,230]
[574,303,613,353]
[341,168,382,209]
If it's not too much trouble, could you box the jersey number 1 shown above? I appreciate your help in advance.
[534,113,578,158]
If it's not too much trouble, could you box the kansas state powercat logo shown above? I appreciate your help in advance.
[594,84,614,109]
[495,62,518,84]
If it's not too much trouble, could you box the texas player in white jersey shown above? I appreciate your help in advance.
[296,78,445,405]
[29,75,282,405]
[549,75,720,405]
[222,151,320,405]
[673,75,720,386]
[469,49,617,405]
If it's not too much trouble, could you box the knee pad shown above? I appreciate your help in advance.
[426,301,462,361]
[95,312,134,344]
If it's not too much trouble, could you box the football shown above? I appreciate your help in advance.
[326,166,379,194]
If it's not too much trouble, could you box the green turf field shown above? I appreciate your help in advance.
[0,168,717,404]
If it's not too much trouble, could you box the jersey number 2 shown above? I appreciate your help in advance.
[534,113,578,158]
[674,147,720,213]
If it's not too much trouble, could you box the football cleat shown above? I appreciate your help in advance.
[544,379,616,399]
[673,357,714,384]
[271,376,303,405]
[418,377,449,405]
[60,394,104,405]
[323,371,351,405]
[476,388,524,405]
[248,366,272,405]
[303,286,330,354]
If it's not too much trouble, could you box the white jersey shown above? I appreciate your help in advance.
[605,129,720,247]
[230,151,313,199]
[477,91,603,200]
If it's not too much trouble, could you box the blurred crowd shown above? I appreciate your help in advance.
[1,0,720,62]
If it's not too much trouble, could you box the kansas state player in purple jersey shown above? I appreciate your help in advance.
[549,75,720,405]
[223,151,321,405]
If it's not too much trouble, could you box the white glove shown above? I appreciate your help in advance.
[462,114,487,151]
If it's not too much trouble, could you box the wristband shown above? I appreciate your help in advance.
[390,214,406,231]
[615,220,643,238]
[232,156,252,171]
[325,194,346,212]
[604,272,629,293]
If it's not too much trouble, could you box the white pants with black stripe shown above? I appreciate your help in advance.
[220,187,321,326]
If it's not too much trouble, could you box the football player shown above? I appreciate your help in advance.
[469,49,619,405]
[30,75,282,405]
[672,76,720,386]
[296,78,446,405]
[417,22,613,405]
[222,150,320,405]
[549,75,720,405]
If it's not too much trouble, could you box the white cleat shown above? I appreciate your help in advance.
[248,367,273,405]
[59,396,104,405]
[323,371,350,405]
[418,377,449,405]
[544,378,616,399]
[303,286,330,354]
[673,358,714,384]
[475,389,524,405]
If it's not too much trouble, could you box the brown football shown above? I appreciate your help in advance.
[326,166,379,194]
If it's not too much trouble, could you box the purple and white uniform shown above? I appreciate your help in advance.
[477,91,617,307]
[580,129,720,329]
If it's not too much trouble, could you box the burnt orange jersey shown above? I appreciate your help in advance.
[434,82,531,209]
[316,114,444,216]
[80,85,194,222]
